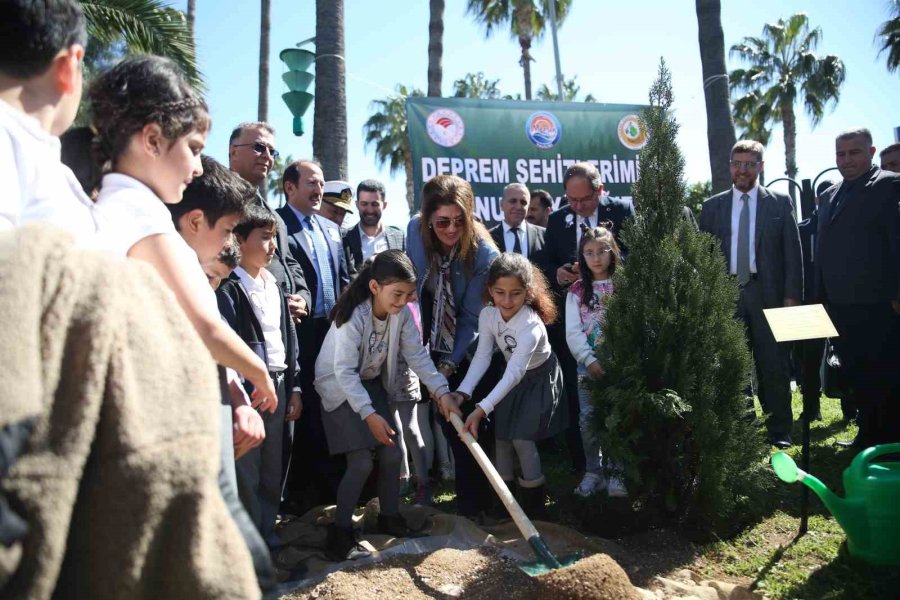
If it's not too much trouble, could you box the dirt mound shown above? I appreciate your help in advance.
[534,553,639,600]
[285,547,537,599]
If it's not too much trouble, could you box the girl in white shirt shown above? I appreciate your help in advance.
[565,226,625,498]
[457,253,568,519]
[87,55,277,410]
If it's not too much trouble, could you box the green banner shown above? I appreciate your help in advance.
[406,97,649,227]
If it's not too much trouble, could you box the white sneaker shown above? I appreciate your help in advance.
[574,472,607,497]
[607,477,628,498]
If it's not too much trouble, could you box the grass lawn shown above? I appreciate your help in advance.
[425,392,899,599]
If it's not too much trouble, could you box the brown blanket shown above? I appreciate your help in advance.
[0,224,259,599]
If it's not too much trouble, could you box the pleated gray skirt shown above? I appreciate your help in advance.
[321,379,395,455]
[492,353,568,441]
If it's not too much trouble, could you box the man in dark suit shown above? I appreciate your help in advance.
[700,140,803,448]
[277,159,350,510]
[228,122,311,319]
[342,179,405,277]
[816,128,900,447]
[541,162,635,473]
[488,183,546,266]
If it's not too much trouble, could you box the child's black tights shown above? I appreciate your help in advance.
[335,443,402,527]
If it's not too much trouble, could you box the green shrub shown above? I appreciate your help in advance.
[590,60,769,532]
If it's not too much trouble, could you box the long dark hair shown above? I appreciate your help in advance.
[484,253,557,325]
[576,226,621,306]
[418,175,495,273]
[89,55,209,168]
[331,249,417,327]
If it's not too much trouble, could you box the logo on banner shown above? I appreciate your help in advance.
[426,109,465,147]
[617,114,647,150]
[525,111,562,149]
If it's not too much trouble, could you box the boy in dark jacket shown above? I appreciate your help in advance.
[217,204,302,545]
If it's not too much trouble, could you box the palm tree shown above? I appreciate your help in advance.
[313,0,348,179]
[695,0,737,195]
[876,0,900,73]
[258,0,270,122]
[466,0,572,100]
[185,0,195,42]
[452,72,504,99]
[363,85,424,213]
[428,0,444,96]
[81,0,201,87]
[729,13,845,188]
[732,89,773,185]
[535,75,595,101]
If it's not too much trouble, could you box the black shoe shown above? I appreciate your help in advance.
[325,525,371,562]
[517,482,549,521]
[834,436,864,449]
[769,434,793,449]
[377,513,426,538]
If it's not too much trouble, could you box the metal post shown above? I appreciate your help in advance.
[547,0,564,100]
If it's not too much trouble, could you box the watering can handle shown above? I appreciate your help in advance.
[852,443,900,479]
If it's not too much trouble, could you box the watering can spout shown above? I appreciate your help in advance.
[770,452,863,541]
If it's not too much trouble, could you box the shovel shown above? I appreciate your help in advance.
[448,412,580,574]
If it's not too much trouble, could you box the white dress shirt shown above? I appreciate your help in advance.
[502,221,529,258]
[575,208,601,246]
[0,100,97,242]
[457,305,551,416]
[234,266,287,371]
[359,224,388,261]
[729,185,758,275]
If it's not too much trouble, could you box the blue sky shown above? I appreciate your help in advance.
[192,0,900,226]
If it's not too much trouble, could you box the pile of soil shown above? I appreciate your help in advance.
[284,547,537,599]
[533,553,639,600]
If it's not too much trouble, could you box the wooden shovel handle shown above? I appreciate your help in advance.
[448,412,540,541]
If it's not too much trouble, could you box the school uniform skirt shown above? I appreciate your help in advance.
[493,353,568,441]
[321,379,395,455]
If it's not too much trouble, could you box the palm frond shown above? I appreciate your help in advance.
[81,0,202,88]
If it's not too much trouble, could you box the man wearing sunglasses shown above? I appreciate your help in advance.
[229,122,311,323]
[699,140,802,449]
[488,183,546,264]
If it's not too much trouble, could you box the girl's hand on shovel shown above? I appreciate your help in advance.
[437,392,464,421]
[463,407,486,440]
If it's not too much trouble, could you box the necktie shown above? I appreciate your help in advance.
[304,216,336,314]
[736,193,751,286]
[511,227,522,254]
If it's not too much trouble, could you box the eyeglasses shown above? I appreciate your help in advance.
[730,160,760,170]
[583,248,613,258]
[233,142,279,159]
[431,216,466,230]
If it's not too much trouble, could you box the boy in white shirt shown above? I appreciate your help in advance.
[217,204,303,545]
[0,0,96,239]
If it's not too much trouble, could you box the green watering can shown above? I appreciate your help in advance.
[772,444,900,566]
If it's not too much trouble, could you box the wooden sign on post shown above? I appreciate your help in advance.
[762,304,839,342]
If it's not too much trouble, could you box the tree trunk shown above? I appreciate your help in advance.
[186,0,196,42]
[515,4,534,100]
[427,0,444,97]
[403,139,415,214]
[695,0,736,195]
[314,0,348,179]
[258,0,270,122]
[781,99,798,202]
